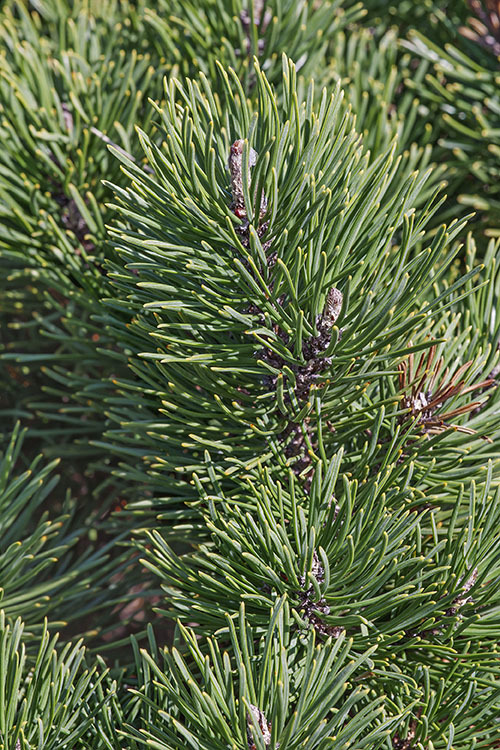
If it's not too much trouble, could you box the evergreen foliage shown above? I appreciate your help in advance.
[406,2,500,235]
[0,611,107,749]
[0,1,499,749]
[123,601,399,750]
[0,423,142,637]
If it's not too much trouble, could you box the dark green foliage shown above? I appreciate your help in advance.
[0,1,499,749]
[100,59,499,513]
[141,459,500,747]
[0,611,108,749]
[407,21,500,235]
[360,0,469,36]
[321,28,437,165]
[0,1,162,448]
[99,56,500,746]
[0,423,150,640]
[144,0,365,94]
[102,61,450,472]
[123,601,400,750]
[143,460,500,645]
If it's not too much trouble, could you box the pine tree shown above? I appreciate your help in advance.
[0,2,499,749]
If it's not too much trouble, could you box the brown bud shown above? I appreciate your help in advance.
[300,549,325,587]
[322,287,343,327]
[462,567,478,593]
[229,140,256,214]
[228,140,267,220]
[247,704,273,748]
[446,567,478,616]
